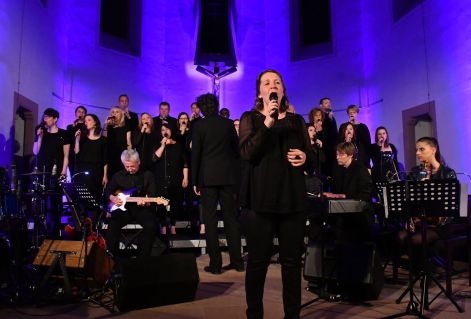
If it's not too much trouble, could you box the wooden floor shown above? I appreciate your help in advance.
[1,253,470,319]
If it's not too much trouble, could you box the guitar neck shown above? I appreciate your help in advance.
[126,197,158,202]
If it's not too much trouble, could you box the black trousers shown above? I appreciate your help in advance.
[245,210,307,319]
[105,205,157,259]
[200,186,242,268]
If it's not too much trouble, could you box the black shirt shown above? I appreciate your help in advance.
[239,111,313,214]
[332,160,373,201]
[36,128,70,173]
[125,111,139,132]
[105,169,157,208]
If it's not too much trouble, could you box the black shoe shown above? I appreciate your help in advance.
[204,265,222,275]
[222,263,245,272]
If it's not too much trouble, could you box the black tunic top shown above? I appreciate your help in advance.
[131,129,160,171]
[239,111,313,214]
[152,142,187,194]
[370,143,399,182]
[106,126,129,179]
[75,135,107,196]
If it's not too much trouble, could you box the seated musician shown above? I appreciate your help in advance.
[324,142,373,201]
[105,149,158,260]
[396,137,457,268]
[319,142,373,243]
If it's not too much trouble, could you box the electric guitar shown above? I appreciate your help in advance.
[110,191,169,212]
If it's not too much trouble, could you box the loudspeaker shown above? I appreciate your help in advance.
[116,253,199,311]
[304,242,384,300]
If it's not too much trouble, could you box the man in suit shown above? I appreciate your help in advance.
[118,94,139,132]
[153,101,178,135]
[191,93,243,274]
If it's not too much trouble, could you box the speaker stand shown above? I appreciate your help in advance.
[36,251,73,302]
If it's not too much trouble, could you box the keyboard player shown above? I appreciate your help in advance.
[318,142,373,243]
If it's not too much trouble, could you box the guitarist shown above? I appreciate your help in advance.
[105,149,158,260]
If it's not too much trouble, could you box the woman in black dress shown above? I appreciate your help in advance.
[152,124,189,235]
[239,69,313,319]
[131,112,159,171]
[103,107,131,180]
[370,126,399,182]
[338,122,370,169]
[74,114,107,199]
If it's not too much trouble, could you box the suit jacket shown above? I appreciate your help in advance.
[191,115,239,187]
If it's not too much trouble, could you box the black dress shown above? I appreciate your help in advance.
[75,135,107,199]
[152,141,187,225]
[106,126,129,180]
[370,143,399,182]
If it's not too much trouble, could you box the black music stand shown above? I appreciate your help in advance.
[383,180,464,318]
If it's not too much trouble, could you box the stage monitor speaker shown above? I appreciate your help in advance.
[116,253,199,311]
[304,242,384,300]
[33,239,93,268]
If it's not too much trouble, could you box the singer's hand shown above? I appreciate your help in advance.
[182,177,189,188]
[345,135,352,143]
[161,137,168,145]
[287,149,306,167]
[102,175,108,186]
[315,139,323,148]
[75,129,81,138]
[314,121,323,132]
[37,127,44,137]
[141,124,147,133]
[193,186,201,196]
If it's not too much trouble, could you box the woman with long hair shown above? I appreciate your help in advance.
[132,112,158,171]
[103,107,131,180]
[338,122,370,169]
[74,114,107,199]
[152,124,189,235]
[370,126,399,182]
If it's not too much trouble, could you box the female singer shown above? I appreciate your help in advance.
[370,126,399,182]
[338,105,371,151]
[132,112,158,171]
[74,114,107,200]
[103,107,131,180]
[239,69,313,319]
[396,137,456,270]
[153,124,189,235]
[338,122,370,169]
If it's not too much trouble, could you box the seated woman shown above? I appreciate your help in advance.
[396,137,457,271]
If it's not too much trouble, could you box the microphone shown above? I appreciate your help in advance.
[164,133,169,138]
[72,171,89,181]
[269,92,278,119]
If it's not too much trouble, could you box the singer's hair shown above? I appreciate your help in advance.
[108,107,126,127]
[319,97,330,105]
[308,107,324,124]
[338,122,356,143]
[159,101,170,109]
[254,69,288,112]
[75,105,88,114]
[347,105,359,114]
[85,114,101,136]
[375,126,390,147]
[138,112,154,131]
[416,137,442,162]
[121,149,140,163]
[197,93,219,117]
[219,107,230,118]
[177,112,190,129]
[336,142,356,157]
[118,94,129,101]
[161,123,173,138]
[43,108,59,119]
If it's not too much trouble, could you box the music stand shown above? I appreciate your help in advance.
[383,180,464,318]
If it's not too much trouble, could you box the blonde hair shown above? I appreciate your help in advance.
[109,107,126,127]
